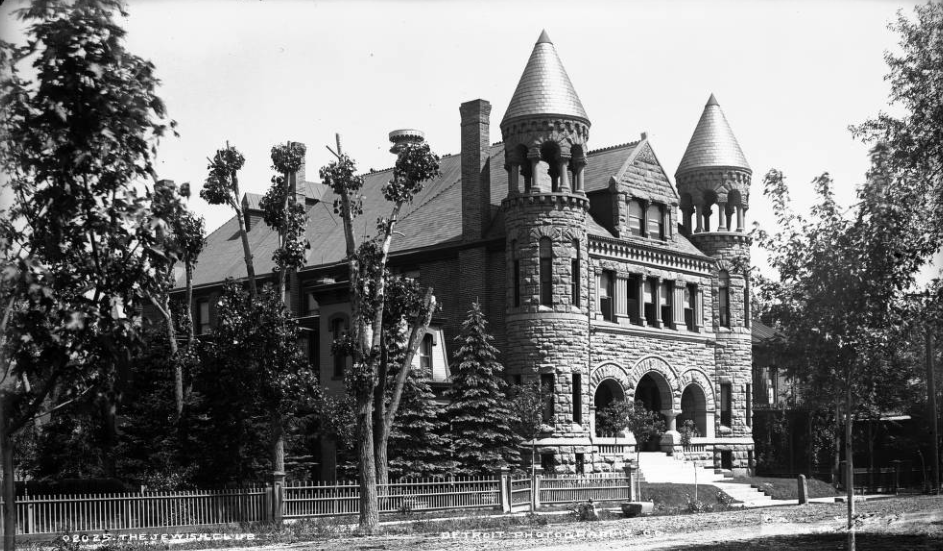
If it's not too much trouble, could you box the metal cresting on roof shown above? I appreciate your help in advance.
[677,94,751,175]
[501,30,589,125]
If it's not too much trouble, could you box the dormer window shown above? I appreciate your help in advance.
[629,200,645,237]
[648,203,666,240]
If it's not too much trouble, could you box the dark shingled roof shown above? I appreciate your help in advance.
[676,94,750,175]
[501,31,589,126]
[751,320,781,345]
[183,140,705,289]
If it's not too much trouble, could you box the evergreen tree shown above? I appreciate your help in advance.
[388,366,453,479]
[444,302,521,476]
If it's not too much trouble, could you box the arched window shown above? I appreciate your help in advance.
[420,333,434,370]
[718,271,730,328]
[628,200,644,236]
[539,237,552,306]
[571,240,581,308]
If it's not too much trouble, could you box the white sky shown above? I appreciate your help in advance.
[1,0,940,283]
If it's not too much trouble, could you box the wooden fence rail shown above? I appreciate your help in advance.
[5,470,642,534]
[7,489,269,535]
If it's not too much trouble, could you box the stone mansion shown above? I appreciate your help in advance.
[180,31,756,477]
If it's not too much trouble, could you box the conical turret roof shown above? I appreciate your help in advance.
[676,94,750,175]
[501,30,589,126]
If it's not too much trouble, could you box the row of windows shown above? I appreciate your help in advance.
[598,272,700,331]
[628,199,669,240]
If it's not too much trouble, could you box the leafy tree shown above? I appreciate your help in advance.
[853,1,943,249]
[756,157,934,526]
[444,302,521,476]
[597,400,665,461]
[258,141,309,496]
[318,139,439,532]
[509,380,547,476]
[189,281,317,486]
[200,144,257,298]
[0,1,174,547]
[387,364,453,479]
[147,179,205,418]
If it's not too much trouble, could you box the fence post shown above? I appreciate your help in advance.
[499,468,511,513]
[797,474,808,505]
[624,461,638,502]
[531,467,543,511]
[891,459,900,495]
[264,483,274,522]
[272,472,285,524]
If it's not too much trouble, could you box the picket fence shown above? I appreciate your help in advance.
[6,471,638,536]
[9,489,269,535]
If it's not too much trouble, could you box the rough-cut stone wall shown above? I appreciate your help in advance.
[504,193,590,442]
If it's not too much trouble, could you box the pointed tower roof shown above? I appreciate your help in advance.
[676,94,750,175]
[501,30,589,126]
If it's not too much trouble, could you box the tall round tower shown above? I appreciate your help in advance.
[676,94,754,468]
[501,31,592,469]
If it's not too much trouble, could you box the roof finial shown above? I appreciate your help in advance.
[537,29,552,44]
[706,93,720,107]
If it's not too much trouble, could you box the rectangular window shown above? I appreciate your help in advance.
[539,238,552,307]
[510,373,522,386]
[599,271,614,321]
[541,373,555,424]
[627,276,640,324]
[720,383,732,427]
[660,281,672,329]
[684,284,696,330]
[420,334,433,370]
[648,204,663,239]
[719,287,730,327]
[197,299,210,335]
[572,374,582,424]
[746,384,752,427]
[541,453,555,473]
[310,328,320,368]
[575,453,585,475]
[643,279,657,326]
[513,259,521,307]
[629,200,644,236]
[571,258,580,308]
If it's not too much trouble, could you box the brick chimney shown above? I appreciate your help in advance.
[460,99,492,241]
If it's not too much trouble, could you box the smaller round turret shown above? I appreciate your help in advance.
[675,94,751,236]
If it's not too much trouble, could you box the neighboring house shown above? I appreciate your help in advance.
[174,31,756,478]
[752,320,796,410]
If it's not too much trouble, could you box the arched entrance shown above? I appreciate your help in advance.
[680,384,707,437]
[593,379,625,437]
[634,373,671,451]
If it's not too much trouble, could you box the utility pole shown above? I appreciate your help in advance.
[928,329,939,494]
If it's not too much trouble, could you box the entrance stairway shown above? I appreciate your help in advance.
[636,452,774,507]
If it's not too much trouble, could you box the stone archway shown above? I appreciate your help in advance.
[626,356,681,411]
[680,385,708,437]
[589,363,630,438]
[593,379,625,437]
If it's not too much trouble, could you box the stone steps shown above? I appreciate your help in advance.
[636,452,773,506]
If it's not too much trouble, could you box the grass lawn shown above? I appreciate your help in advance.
[640,482,738,513]
[728,476,838,500]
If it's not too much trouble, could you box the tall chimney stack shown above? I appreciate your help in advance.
[460,99,492,241]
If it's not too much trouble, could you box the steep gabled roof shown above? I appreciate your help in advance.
[677,94,750,175]
[501,31,589,125]
[183,139,709,289]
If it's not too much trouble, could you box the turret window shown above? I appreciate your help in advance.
[629,200,645,236]
[539,237,552,306]
[512,240,521,307]
[718,271,730,328]
[571,240,581,308]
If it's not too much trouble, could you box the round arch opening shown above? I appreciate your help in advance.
[634,373,672,451]
[593,379,625,437]
[680,384,707,437]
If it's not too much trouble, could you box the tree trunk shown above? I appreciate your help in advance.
[927,329,939,494]
[155,294,183,418]
[355,394,379,534]
[185,259,195,346]
[833,402,841,486]
[232,204,257,299]
[845,381,854,530]
[1,407,16,551]
[101,391,118,478]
